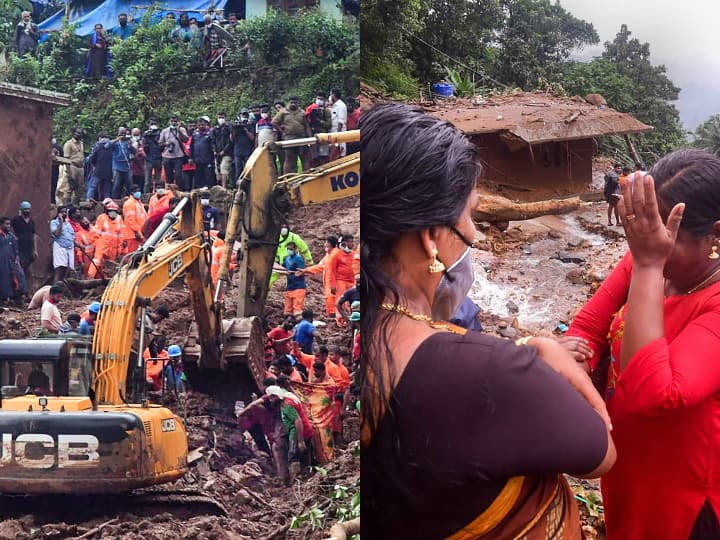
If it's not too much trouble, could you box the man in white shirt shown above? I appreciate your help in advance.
[40,285,64,333]
[329,88,347,161]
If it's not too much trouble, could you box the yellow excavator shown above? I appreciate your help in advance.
[0,130,359,494]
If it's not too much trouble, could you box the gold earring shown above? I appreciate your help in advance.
[428,248,445,273]
[710,246,719,260]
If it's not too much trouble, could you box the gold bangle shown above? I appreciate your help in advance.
[514,336,533,346]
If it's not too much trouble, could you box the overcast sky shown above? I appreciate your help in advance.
[559,0,720,132]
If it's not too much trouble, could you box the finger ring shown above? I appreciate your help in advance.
[625,214,636,222]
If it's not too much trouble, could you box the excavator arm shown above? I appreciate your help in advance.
[92,193,221,405]
[217,130,360,319]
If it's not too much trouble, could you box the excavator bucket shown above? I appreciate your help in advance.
[183,316,266,392]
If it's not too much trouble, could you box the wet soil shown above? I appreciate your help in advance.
[0,195,359,539]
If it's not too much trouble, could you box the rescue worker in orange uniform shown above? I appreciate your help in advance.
[148,182,172,214]
[122,185,148,253]
[326,233,356,326]
[75,217,98,278]
[303,235,338,319]
[88,201,125,278]
[210,231,236,287]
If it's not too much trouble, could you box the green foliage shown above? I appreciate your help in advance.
[601,24,685,161]
[290,479,360,538]
[0,0,33,52]
[443,65,475,97]
[0,10,357,145]
[490,0,599,89]
[410,0,503,83]
[562,58,634,112]
[361,0,424,96]
[692,115,720,157]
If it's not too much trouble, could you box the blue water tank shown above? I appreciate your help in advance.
[433,83,453,97]
[432,82,454,98]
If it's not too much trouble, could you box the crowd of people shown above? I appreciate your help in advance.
[15,10,247,73]
[52,92,360,206]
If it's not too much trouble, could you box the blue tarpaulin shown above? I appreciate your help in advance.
[38,0,227,38]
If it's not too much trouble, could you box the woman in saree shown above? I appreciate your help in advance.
[360,102,616,539]
[567,149,720,539]
[86,23,110,79]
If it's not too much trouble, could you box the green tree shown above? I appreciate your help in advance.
[409,0,503,85]
[693,115,720,157]
[361,0,425,97]
[490,0,598,89]
[602,24,685,160]
[562,58,634,112]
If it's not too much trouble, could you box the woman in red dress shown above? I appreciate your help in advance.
[568,149,720,539]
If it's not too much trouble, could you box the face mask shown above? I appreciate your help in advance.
[342,245,352,253]
[73,133,81,140]
[289,104,298,111]
[217,118,226,125]
[201,199,210,206]
[316,99,325,106]
[81,222,90,230]
[133,191,142,199]
[51,138,57,145]
[431,246,474,321]
[22,210,30,216]
[157,189,166,195]
[287,249,295,257]
[108,211,118,219]
[261,113,269,119]
[150,124,158,130]
[280,227,288,237]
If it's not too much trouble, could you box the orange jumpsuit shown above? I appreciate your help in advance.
[327,249,355,323]
[304,247,338,317]
[148,191,172,214]
[75,226,98,278]
[88,213,124,278]
[143,348,168,391]
[210,236,236,287]
[122,197,148,253]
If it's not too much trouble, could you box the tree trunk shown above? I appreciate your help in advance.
[473,190,581,223]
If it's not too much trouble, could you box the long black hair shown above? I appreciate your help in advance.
[360,102,481,443]
[651,148,720,237]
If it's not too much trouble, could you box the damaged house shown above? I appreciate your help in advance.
[429,92,652,197]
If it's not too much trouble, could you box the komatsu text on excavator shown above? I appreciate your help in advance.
[0,130,359,494]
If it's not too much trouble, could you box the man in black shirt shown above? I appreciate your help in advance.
[232,109,255,182]
[189,116,217,188]
[336,275,360,322]
[10,202,37,280]
[211,112,233,188]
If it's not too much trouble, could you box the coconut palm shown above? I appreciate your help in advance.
[693,114,720,157]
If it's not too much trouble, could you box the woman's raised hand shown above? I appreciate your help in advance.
[618,174,685,269]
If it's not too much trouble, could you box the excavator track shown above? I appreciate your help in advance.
[0,487,227,522]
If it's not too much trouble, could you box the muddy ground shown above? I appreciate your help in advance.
[0,189,618,539]
[0,195,359,540]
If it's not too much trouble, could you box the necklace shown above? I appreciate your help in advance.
[686,265,720,295]
[380,303,454,331]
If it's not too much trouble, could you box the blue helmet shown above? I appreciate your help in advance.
[168,345,182,357]
[19,201,31,210]
[89,301,101,314]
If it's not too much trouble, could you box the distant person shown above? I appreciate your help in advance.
[111,13,135,40]
[294,309,319,355]
[10,202,38,280]
[27,364,50,394]
[15,11,39,56]
[280,241,307,318]
[272,96,312,173]
[50,206,76,283]
[58,313,82,334]
[627,160,647,190]
[86,23,110,78]
[51,135,63,204]
[158,114,189,188]
[79,301,101,335]
[329,88,347,161]
[41,285,64,333]
[62,127,85,206]
[164,345,186,393]
[0,216,27,304]
[200,196,221,231]
[604,162,622,226]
